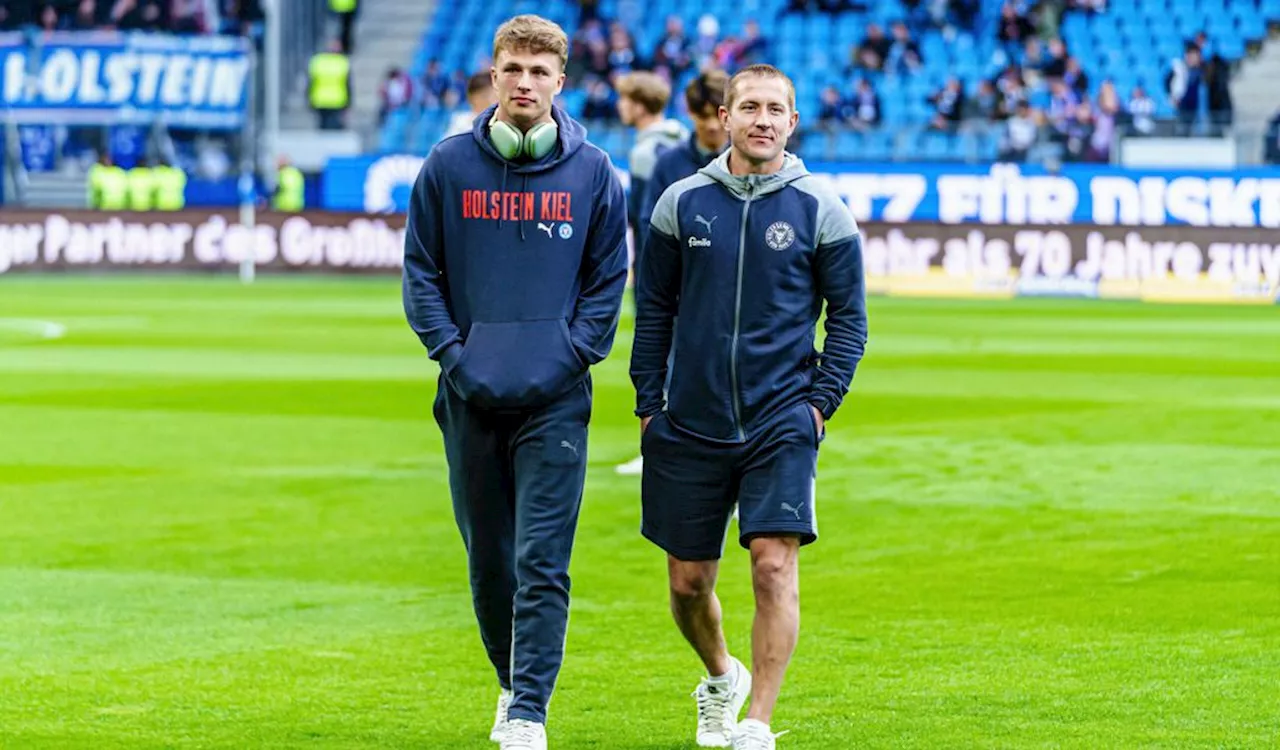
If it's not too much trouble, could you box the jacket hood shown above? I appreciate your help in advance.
[471,103,588,174]
[636,118,688,149]
[698,150,808,200]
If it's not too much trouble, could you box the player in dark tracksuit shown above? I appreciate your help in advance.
[403,15,627,750]
[631,65,866,749]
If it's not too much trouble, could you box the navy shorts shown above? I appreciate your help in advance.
[640,401,823,561]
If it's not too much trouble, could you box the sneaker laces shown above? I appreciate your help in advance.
[693,681,734,734]
[503,719,543,747]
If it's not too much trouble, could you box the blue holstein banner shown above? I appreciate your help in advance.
[0,31,250,130]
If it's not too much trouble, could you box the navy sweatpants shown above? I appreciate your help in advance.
[433,374,591,725]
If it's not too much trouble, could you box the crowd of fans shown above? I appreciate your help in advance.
[381,12,770,127]
[384,0,1247,164]
[0,0,264,35]
[808,0,1235,163]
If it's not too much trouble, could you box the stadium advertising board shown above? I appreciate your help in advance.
[0,31,250,129]
[0,210,403,273]
[324,156,1280,230]
[1,211,1276,304]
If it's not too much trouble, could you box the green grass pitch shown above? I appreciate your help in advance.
[1,277,1277,749]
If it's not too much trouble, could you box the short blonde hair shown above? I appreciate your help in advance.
[492,15,569,71]
[616,72,672,115]
[726,64,796,111]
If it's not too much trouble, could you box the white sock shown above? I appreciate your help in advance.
[706,659,738,691]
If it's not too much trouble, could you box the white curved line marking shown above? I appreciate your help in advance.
[0,318,67,340]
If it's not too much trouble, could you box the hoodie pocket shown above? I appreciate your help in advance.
[449,318,586,410]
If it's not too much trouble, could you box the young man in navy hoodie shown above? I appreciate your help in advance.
[631,64,867,749]
[402,14,628,750]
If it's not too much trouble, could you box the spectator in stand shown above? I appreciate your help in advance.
[853,23,891,72]
[968,79,1000,121]
[691,14,720,70]
[1042,37,1068,79]
[850,78,881,130]
[170,0,206,33]
[995,63,1028,118]
[1125,84,1157,136]
[929,77,966,131]
[1062,56,1088,98]
[71,1,99,30]
[378,67,413,126]
[1034,0,1064,42]
[998,2,1035,58]
[1047,78,1078,133]
[1062,100,1094,161]
[606,22,637,76]
[885,21,923,75]
[1204,50,1233,128]
[1000,100,1040,161]
[736,19,768,68]
[1166,42,1203,134]
[1090,80,1120,161]
[443,72,496,139]
[817,86,844,131]
[421,59,450,109]
[582,77,617,120]
[652,15,693,79]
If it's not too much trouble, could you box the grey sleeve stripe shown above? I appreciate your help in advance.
[793,175,859,246]
[650,173,716,238]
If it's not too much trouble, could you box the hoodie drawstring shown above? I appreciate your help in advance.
[498,162,509,232]
[519,173,529,241]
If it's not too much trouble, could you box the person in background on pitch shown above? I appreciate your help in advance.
[403,14,628,750]
[615,68,730,477]
[444,71,501,139]
[631,64,867,749]
[616,71,689,252]
[612,70,688,476]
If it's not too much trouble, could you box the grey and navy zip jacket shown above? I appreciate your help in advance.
[630,151,867,443]
[403,104,629,411]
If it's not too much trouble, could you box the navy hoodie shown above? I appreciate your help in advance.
[631,151,867,443]
[403,104,629,411]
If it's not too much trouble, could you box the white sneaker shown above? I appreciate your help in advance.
[489,688,513,742]
[693,656,752,747]
[615,454,644,475]
[731,718,788,749]
[499,719,547,750]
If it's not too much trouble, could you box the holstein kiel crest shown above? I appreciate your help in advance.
[765,221,796,251]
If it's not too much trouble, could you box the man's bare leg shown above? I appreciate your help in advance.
[744,536,800,724]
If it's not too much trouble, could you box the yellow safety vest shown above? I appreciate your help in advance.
[274,166,305,212]
[330,0,357,12]
[89,164,129,211]
[154,166,188,211]
[127,167,156,212]
[309,53,351,110]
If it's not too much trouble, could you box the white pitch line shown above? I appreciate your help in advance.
[0,318,67,340]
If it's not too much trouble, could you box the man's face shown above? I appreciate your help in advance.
[617,96,639,126]
[492,49,565,126]
[691,108,726,150]
[720,77,797,164]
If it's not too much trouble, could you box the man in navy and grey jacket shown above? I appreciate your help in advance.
[630,64,866,750]
[403,14,627,750]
